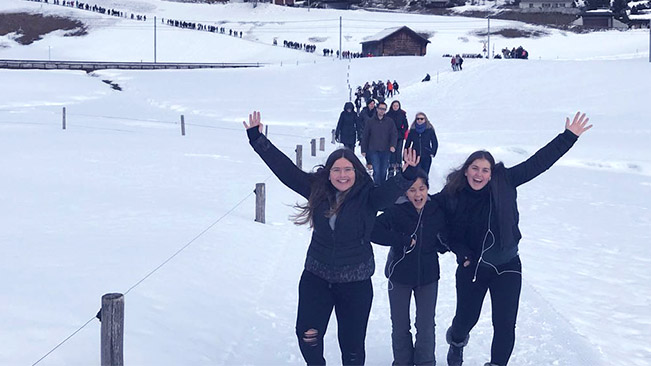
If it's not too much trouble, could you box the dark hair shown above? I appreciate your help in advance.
[413,168,429,188]
[377,101,387,109]
[390,100,401,110]
[443,150,495,194]
[292,148,372,227]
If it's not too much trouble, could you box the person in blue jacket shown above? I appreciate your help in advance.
[437,112,592,366]
[244,111,420,365]
[371,169,448,366]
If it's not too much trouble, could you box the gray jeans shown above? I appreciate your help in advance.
[388,281,439,366]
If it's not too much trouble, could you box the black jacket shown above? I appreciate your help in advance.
[405,127,438,158]
[371,195,448,286]
[386,109,408,140]
[357,106,376,142]
[361,115,397,154]
[248,127,417,270]
[335,102,358,145]
[437,129,579,264]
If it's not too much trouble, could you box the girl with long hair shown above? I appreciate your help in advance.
[244,111,420,365]
[437,112,592,366]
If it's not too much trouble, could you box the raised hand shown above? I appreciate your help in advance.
[565,111,592,137]
[402,147,420,172]
[242,111,263,132]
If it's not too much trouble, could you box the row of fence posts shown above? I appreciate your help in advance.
[254,130,334,225]
[61,107,189,135]
[62,123,332,366]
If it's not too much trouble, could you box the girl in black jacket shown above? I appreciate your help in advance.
[437,112,592,366]
[244,111,420,365]
[335,102,358,151]
[404,112,438,174]
[371,170,448,366]
[386,100,409,177]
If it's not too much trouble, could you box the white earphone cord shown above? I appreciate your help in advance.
[387,207,424,290]
[472,192,522,283]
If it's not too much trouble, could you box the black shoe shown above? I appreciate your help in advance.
[446,327,469,366]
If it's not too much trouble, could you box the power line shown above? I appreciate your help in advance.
[31,315,97,366]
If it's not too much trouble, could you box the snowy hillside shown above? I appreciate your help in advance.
[1,0,650,365]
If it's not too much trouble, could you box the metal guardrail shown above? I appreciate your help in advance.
[0,59,263,71]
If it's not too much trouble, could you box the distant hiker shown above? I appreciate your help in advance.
[335,102,359,151]
[456,54,464,71]
[451,56,458,71]
[371,169,448,366]
[244,111,420,365]
[393,80,400,95]
[387,79,394,98]
[422,74,431,82]
[437,112,593,366]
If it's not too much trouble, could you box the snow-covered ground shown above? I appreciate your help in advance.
[1,0,650,365]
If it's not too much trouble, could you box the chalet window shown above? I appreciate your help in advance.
[529,3,534,7]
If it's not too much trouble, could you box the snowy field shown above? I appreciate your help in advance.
[1,0,650,365]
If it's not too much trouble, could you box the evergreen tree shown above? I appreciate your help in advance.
[611,0,628,13]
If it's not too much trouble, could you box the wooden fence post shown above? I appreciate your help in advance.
[255,183,265,223]
[62,107,66,130]
[331,129,336,144]
[180,115,186,136]
[264,125,268,136]
[100,293,124,366]
[310,139,316,157]
[295,145,302,170]
[319,137,325,151]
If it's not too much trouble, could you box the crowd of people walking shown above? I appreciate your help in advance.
[26,0,148,21]
[501,46,529,59]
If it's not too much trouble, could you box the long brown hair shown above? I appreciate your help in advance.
[443,150,496,195]
[292,148,372,227]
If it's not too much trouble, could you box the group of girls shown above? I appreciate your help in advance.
[244,110,592,366]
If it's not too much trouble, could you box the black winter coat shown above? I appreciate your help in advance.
[371,195,448,286]
[357,106,376,142]
[248,127,417,271]
[436,129,579,264]
[386,109,408,140]
[405,127,438,158]
[335,102,358,145]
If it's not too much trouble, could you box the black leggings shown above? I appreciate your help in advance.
[295,270,373,365]
[448,256,522,366]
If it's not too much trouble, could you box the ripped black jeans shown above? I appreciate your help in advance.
[296,270,373,365]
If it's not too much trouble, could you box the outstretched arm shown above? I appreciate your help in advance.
[244,111,311,199]
[508,111,592,187]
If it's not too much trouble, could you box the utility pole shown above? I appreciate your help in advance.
[487,16,491,60]
[339,16,342,60]
[154,16,157,63]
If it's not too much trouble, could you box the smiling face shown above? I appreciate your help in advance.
[329,158,356,192]
[465,158,492,190]
[406,178,429,211]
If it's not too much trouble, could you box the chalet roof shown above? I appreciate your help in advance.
[360,26,430,45]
